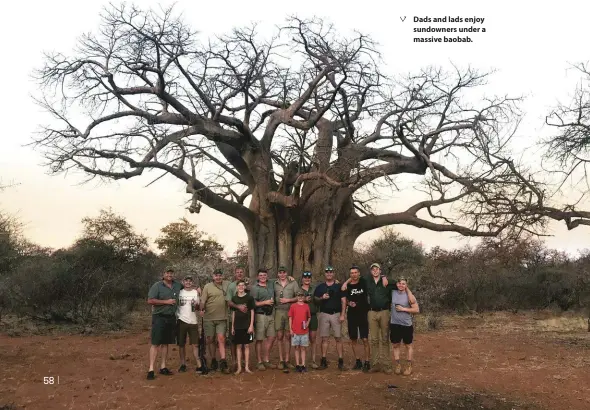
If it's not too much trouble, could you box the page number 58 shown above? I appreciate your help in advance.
[43,376,59,385]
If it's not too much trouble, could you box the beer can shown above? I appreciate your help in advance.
[302,320,307,330]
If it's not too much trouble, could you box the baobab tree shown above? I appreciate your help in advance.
[35,4,549,278]
[543,63,590,230]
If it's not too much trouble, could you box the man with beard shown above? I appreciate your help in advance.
[200,269,231,373]
[343,265,370,372]
[146,268,183,380]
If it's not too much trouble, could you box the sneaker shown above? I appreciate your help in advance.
[263,361,277,369]
[295,365,302,373]
[220,359,230,374]
[146,371,155,380]
[310,362,319,370]
[178,364,187,373]
[256,362,266,371]
[210,358,219,371]
[159,368,173,376]
[353,359,363,370]
[282,361,290,373]
[403,362,412,376]
[278,361,287,370]
[362,361,370,373]
[196,366,207,375]
[301,365,307,373]
[394,361,402,375]
[318,357,328,370]
[337,358,345,371]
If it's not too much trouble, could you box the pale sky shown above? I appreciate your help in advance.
[1,0,589,255]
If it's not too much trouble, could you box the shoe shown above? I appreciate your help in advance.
[287,362,297,370]
[383,367,393,375]
[282,361,290,373]
[263,361,277,369]
[318,357,328,370]
[256,362,266,371]
[146,371,155,380]
[337,358,346,371]
[196,366,207,375]
[295,365,302,373]
[159,368,173,376]
[220,359,230,374]
[178,364,187,372]
[403,362,412,376]
[362,361,370,373]
[210,358,219,371]
[310,362,319,369]
[278,361,286,370]
[394,361,402,375]
[301,366,307,373]
[353,359,363,370]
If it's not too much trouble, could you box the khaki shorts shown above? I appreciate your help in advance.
[255,313,276,341]
[274,309,290,332]
[318,312,342,338]
[203,319,227,337]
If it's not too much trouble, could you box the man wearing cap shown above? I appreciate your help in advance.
[146,268,183,380]
[314,265,347,370]
[300,271,319,369]
[274,266,300,372]
[343,265,371,372]
[200,268,231,373]
[176,275,205,374]
[251,268,278,370]
[226,265,248,370]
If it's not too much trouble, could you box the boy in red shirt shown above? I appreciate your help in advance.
[288,291,311,372]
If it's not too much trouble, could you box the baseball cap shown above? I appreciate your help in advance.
[278,266,287,271]
[370,262,381,269]
[302,271,312,278]
[213,268,223,275]
[183,275,194,281]
[325,265,334,271]
[164,267,175,273]
[296,290,305,296]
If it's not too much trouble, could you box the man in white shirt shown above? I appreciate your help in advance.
[177,275,204,373]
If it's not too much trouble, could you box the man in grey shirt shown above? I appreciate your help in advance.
[389,277,419,376]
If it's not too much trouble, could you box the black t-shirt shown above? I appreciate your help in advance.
[346,280,369,315]
[314,282,344,313]
[231,294,255,329]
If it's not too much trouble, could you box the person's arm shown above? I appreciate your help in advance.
[406,287,416,304]
[199,285,208,311]
[341,277,352,291]
[231,310,236,335]
[314,286,326,304]
[248,308,255,333]
[340,294,347,322]
[397,299,420,314]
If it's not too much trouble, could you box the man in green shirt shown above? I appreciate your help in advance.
[225,265,247,371]
[200,268,231,373]
[274,266,300,371]
[146,268,183,380]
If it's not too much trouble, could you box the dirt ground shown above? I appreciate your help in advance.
[1,312,589,410]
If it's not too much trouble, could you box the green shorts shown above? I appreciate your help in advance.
[275,309,290,331]
[151,314,176,345]
[203,319,227,337]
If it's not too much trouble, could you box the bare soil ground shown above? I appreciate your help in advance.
[0,311,588,410]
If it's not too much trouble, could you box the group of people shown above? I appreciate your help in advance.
[145,263,419,380]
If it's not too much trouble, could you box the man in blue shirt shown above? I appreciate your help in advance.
[314,265,347,370]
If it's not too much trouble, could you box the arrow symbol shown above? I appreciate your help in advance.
[400,16,407,22]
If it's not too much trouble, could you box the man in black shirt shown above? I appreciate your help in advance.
[314,265,347,370]
[343,265,370,372]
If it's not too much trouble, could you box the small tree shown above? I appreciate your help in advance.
[155,218,223,260]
